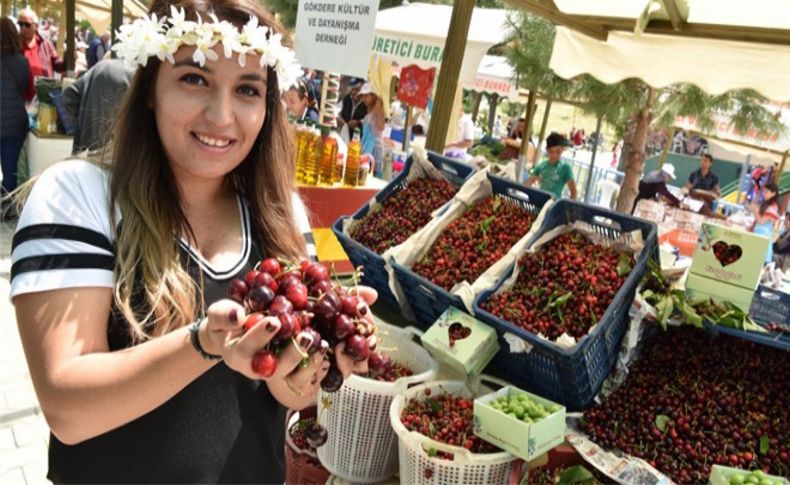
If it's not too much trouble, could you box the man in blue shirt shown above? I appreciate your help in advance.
[684,153,720,210]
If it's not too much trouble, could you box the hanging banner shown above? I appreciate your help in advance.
[397,64,435,109]
[294,0,379,78]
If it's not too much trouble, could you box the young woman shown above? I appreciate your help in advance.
[358,82,385,168]
[10,1,374,482]
[751,182,781,264]
[282,78,319,123]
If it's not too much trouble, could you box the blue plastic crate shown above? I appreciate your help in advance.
[332,151,474,307]
[473,199,659,411]
[391,174,553,328]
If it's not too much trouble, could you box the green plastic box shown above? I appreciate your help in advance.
[708,465,788,485]
[685,273,758,313]
[689,223,771,291]
[420,307,499,380]
[472,385,566,461]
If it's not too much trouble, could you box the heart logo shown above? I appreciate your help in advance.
[712,241,742,267]
[448,322,472,347]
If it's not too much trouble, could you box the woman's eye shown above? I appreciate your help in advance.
[238,85,260,97]
[180,73,207,86]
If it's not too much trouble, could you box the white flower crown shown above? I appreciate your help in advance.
[112,6,302,93]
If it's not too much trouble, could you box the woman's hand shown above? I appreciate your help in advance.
[334,286,378,378]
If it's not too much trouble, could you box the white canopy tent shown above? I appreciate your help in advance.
[463,55,519,100]
[371,3,513,86]
[75,0,148,34]
[543,0,790,102]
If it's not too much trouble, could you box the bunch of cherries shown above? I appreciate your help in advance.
[227,258,388,446]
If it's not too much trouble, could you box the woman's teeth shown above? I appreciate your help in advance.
[195,133,231,148]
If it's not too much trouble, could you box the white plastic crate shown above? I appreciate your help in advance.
[317,323,438,483]
[389,380,517,485]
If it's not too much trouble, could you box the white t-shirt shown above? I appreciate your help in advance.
[10,160,315,298]
[458,113,475,152]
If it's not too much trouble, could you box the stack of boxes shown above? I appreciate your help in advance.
[685,222,771,312]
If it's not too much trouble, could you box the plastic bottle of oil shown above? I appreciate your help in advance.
[319,126,338,186]
[344,129,362,187]
[303,124,322,186]
[294,122,309,184]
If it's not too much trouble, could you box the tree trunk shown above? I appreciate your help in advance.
[487,93,498,135]
[471,91,483,126]
[615,87,655,213]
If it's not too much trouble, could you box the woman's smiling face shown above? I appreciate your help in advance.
[153,45,268,184]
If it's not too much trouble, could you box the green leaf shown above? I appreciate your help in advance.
[551,292,574,308]
[558,465,595,484]
[492,196,502,212]
[478,215,496,235]
[760,436,770,455]
[681,302,704,328]
[655,415,670,432]
[617,253,633,276]
[641,289,655,300]
[427,398,442,412]
[426,446,438,457]
[428,422,436,437]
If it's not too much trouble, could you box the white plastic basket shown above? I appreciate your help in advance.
[389,380,518,485]
[317,322,439,483]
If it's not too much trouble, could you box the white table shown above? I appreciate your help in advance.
[26,129,73,177]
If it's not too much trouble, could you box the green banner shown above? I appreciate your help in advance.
[371,35,444,64]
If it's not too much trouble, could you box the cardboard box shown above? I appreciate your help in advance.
[420,307,499,380]
[473,385,566,461]
[688,223,771,291]
[708,465,788,485]
[685,274,757,313]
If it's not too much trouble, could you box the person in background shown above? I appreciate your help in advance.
[358,82,385,170]
[63,59,135,153]
[501,118,536,162]
[750,182,781,264]
[773,212,790,271]
[1,17,31,212]
[632,164,681,213]
[282,78,319,123]
[336,77,367,140]
[749,164,767,202]
[525,132,577,199]
[74,41,89,76]
[684,153,720,211]
[87,32,111,69]
[17,8,64,101]
[444,105,475,155]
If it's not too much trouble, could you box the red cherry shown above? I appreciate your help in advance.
[227,278,249,303]
[253,272,278,293]
[310,279,334,297]
[275,313,299,342]
[286,282,308,310]
[243,312,267,331]
[245,285,275,313]
[344,334,369,361]
[277,274,301,295]
[368,351,391,378]
[269,295,293,316]
[333,314,356,340]
[299,259,311,272]
[252,350,277,377]
[304,262,330,284]
[259,258,281,276]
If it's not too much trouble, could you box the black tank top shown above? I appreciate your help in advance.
[47,238,287,484]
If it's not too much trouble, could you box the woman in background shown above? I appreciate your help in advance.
[750,182,781,264]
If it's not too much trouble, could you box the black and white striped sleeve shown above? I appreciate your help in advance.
[292,192,316,261]
[10,160,116,298]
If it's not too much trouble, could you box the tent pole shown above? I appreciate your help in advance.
[775,150,788,184]
[659,126,675,168]
[425,0,475,153]
[536,98,552,164]
[736,154,751,205]
[403,105,413,153]
[584,114,603,203]
[516,89,536,183]
[111,0,123,45]
[65,0,75,73]
[487,93,498,135]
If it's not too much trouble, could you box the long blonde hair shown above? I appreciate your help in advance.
[110,0,304,342]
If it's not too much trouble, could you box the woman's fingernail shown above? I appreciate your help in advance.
[266,320,280,332]
[298,333,313,349]
[228,309,237,323]
[320,340,330,354]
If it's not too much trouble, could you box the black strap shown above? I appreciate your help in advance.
[13,223,114,253]
[11,253,115,279]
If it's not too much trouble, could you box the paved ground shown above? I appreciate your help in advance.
[0,219,51,485]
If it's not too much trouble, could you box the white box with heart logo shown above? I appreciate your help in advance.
[688,223,771,290]
[420,307,499,380]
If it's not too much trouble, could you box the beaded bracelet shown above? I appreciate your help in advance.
[188,317,223,361]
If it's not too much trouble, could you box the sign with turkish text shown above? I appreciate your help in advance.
[397,64,435,109]
[370,34,444,67]
[294,0,379,78]
[473,75,517,99]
